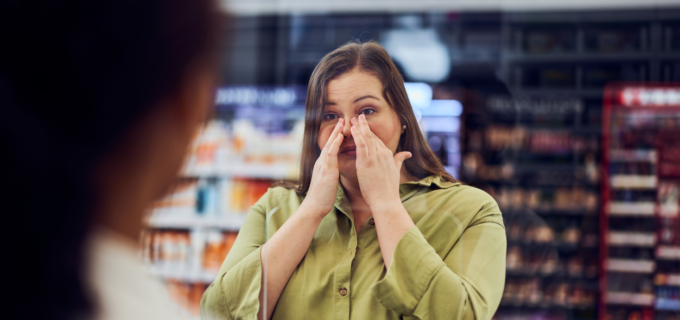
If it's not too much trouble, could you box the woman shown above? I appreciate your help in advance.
[200,42,506,320]
[0,0,219,319]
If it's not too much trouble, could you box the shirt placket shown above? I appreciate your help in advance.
[333,228,356,320]
[333,188,357,320]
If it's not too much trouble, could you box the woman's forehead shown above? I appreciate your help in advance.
[326,71,383,103]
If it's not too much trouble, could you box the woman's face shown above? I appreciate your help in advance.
[317,69,404,183]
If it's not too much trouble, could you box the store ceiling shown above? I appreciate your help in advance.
[221,0,680,15]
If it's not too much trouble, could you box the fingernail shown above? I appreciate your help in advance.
[360,114,365,120]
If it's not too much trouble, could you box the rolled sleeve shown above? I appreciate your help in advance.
[371,221,507,320]
[201,191,270,320]
[370,226,445,315]
[201,247,262,320]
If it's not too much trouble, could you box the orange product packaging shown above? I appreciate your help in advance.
[246,179,272,210]
[203,231,226,271]
[230,178,247,213]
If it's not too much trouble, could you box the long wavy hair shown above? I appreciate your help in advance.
[287,41,456,194]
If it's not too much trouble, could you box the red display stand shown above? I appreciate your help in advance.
[601,83,680,320]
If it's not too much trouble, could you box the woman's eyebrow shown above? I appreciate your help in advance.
[353,95,380,103]
[324,95,380,106]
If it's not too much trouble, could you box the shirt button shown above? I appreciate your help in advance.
[339,287,348,296]
[368,218,375,226]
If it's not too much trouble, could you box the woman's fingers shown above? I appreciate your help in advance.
[356,114,377,151]
[393,151,412,171]
[322,119,344,153]
[350,124,369,158]
[327,131,344,158]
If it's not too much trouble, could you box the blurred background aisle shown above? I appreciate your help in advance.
[138,1,680,319]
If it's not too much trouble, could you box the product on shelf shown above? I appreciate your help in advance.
[567,256,584,277]
[535,225,556,243]
[523,29,576,54]
[540,252,560,275]
[153,180,198,212]
[203,231,237,272]
[562,226,581,245]
[145,229,238,280]
[493,186,598,213]
[147,176,274,229]
[182,119,304,177]
[507,246,523,271]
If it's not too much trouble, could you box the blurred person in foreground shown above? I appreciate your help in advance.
[201,41,507,320]
[0,0,220,319]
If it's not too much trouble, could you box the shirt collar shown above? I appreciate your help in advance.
[332,175,460,219]
[399,175,459,190]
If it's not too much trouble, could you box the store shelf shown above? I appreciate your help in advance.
[609,150,657,163]
[506,269,598,280]
[147,211,247,230]
[656,298,680,311]
[507,241,585,253]
[655,273,680,287]
[657,246,680,260]
[522,125,602,134]
[607,259,656,273]
[534,208,598,216]
[183,163,296,179]
[513,163,583,173]
[149,265,218,284]
[499,301,595,310]
[509,88,603,98]
[606,292,655,306]
[608,201,655,217]
[608,232,656,247]
[506,52,679,63]
[610,175,657,189]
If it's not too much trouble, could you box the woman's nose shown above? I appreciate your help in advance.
[342,116,353,137]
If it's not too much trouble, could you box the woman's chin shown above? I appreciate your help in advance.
[338,159,355,170]
[338,166,357,181]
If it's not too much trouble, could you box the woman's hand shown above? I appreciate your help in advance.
[350,114,411,212]
[302,118,345,218]
[351,114,415,268]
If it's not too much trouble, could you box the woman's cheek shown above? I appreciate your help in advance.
[371,121,399,152]
[317,125,332,149]
[368,121,387,144]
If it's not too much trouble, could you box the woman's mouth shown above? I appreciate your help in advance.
[340,146,356,156]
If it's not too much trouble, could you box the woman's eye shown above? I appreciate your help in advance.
[360,108,375,116]
[322,114,337,121]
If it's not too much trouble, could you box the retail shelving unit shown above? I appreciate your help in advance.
[600,84,680,320]
[140,86,306,318]
[484,94,602,320]
[491,10,680,320]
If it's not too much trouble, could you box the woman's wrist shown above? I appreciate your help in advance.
[369,199,407,219]
[297,199,331,223]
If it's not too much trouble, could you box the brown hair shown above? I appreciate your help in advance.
[285,41,456,194]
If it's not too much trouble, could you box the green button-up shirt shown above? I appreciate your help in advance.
[201,175,506,320]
